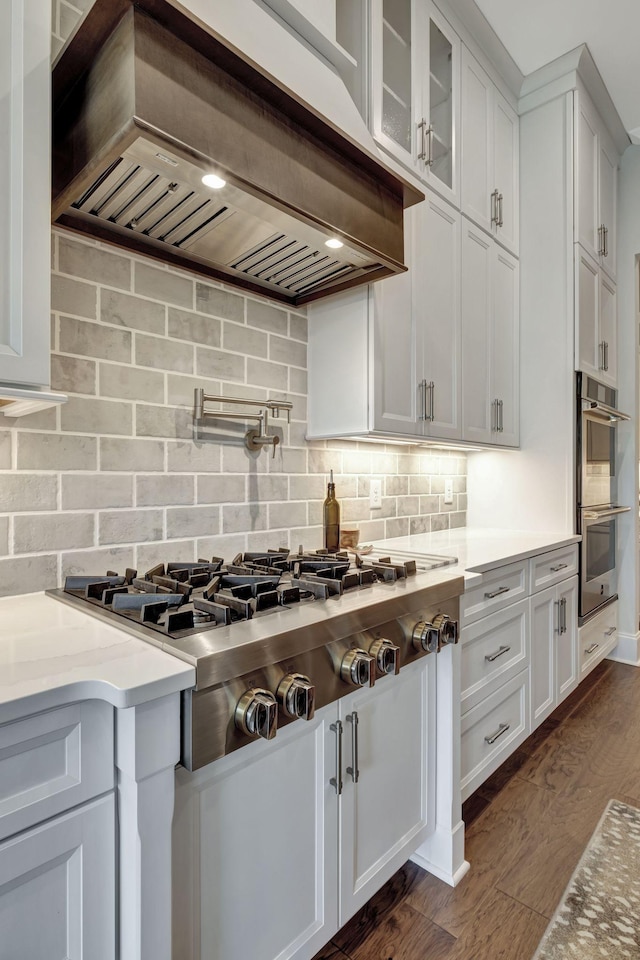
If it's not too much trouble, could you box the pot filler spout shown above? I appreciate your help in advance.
[52,0,423,307]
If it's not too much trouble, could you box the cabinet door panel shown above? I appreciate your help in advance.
[492,246,519,446]
[557,577,579,700]
[461,48,492,233]
[339,660,433,924]
[599,267,617,387]
[599,132,617,281]
[530,587,556,729]
[173,714,337,960]
[0,0,51,386]
[425,4,460,204]
[418,192,461,439]
[0,795,115,960]
[493,89,519,255]
[461,220,492,443]
[575,244,600,378]
[575,92,599,262]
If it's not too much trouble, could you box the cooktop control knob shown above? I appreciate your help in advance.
[368,637,400,676]
[433,613,458,647]
[234,688,278,740]
[340,648,375,687]
[277,673,316,721]
[412,620,439,654]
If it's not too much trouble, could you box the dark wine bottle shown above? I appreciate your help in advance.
[323,470,340,552]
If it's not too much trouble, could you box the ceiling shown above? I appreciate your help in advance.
[474,0,640,143]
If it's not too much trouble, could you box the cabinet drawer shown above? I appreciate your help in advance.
[529,544,579,593]
[460,670,529,802]
[461,560,528,624]
[580,602,617,676]
[0,700,114,842]
[461,598,529,713]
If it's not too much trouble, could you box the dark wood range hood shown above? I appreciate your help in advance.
[52,0,423,306]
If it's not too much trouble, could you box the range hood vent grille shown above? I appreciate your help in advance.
[53,0,423,306]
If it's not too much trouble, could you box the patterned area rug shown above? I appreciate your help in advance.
[533,800,640,958]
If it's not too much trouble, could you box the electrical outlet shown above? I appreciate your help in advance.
[370,478,382,509]
[444,479,454,504]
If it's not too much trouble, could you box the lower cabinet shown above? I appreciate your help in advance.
[460,545,580,802]
[579,601,618,676]
[0,794,115,959]
[172,657,434,960]
[530,577,579,729]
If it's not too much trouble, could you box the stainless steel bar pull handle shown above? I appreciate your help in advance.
[499,399,504,432]
[419,379,427,421]
[491,189,499,226]
[484,586,510,599]
[604,626,616,637]
[550,563,568,572]
[599,341,605,370]
[598,224,604,256]
[418,119,428,161]
[330,720,343,795]
[427,381,435,422]
[604,341,608,371]
[604,225,608,258]
[498,193,504,227]
[585,642,599,655]
[427,125,434,166]
[346,712,360,783]
[485,722,510,745]
[562,596,567,634]
[485,644,511,663]
[492,398,499,432]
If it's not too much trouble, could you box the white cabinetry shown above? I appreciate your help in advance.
[579,601,618,676]
[308,188,461,442]
[530,577,579,729]
[371,0,460,205]
[461,218,519,447]
[575,244,617,386]
[575,88,617,281]
[460,545,579,801]
[0,0,52,387]
[0,700,115,959]
[461,46,519,255]
[173,658,434,960]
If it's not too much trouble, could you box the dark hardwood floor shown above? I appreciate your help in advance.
[312,658,640,960]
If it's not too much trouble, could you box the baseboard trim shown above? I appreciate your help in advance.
[608,630,640,666]
[410,819,469,887]
[411,850,470,887]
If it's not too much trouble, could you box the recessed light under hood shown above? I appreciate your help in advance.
[52,0,423,307]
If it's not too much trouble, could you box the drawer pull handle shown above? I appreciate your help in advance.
[484,586,510,599]
[604,627,616,637]
[550,563,568,572]
[485,644,511,663]
[484,722,510,745]
[585,643,599,655]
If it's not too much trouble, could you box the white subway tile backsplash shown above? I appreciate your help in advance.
[62,474,133,510]
[195,283,245,323]
[14,512,95,553]
[136,333,194,373]
[166,506,220,539]
[60,316,132,362]
[135,262,194,307]
[168,308,221,347]
[3,189,466,594]
[17,433,97,471]
[137,475,195,507]
[0,476,58,513]
[99,509,164,545]
[52,355,97,395]
[59,235,132,290]
[100,437,165,472]
[100,289,166,335]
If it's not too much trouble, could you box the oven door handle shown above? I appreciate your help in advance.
[581,399,631,422]
[582,506,632,520]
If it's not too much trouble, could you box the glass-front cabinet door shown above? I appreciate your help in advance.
[371,0,459,204]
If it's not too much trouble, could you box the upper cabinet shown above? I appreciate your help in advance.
[575,88,618,282]
[371,0,461,206]
[461,47,519,256]
[0,0,51,387]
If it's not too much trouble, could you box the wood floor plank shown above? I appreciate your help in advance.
[444,889,548,960]
[334,900,455,960]
[407,775,554,937]
[310,942,351,960]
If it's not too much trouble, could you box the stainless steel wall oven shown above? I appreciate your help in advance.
[576,373,631,624]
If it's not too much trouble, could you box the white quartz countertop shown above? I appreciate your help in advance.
[0,593,195,723]
[372,528,581,583]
